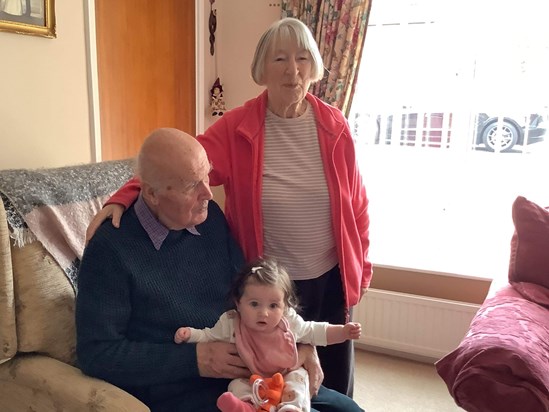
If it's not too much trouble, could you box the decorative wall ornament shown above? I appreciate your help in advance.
[208,0,227,117]
[0,0,56,38]
[209,0,216,56]
[210,77,227,117]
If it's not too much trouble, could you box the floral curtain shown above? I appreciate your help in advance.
[281,0,372,116]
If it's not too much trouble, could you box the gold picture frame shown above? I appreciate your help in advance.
[0,0,55,38]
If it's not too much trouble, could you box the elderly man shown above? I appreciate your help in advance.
[76,128,364,411]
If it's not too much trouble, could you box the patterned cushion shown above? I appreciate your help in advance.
[436,285,549,412]
[12,241,76,364]
[0,202,17,364]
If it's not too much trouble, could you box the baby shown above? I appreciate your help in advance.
[174,257,362,412]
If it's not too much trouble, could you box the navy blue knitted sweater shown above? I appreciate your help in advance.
[76,200,244,410]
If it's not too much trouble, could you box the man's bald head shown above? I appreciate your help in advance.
[137,128,206,191]
[136,128,213,230]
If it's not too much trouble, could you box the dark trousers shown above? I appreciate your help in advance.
[311,385,364,412]
[293,265,355,398]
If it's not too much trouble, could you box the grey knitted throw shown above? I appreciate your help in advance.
[0,159,135,291]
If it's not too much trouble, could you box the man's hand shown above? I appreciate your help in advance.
[293,344,324,397]
[85,204,125,244]
[196,342,250,379]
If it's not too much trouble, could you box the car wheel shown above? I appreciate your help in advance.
[481,120,520,152]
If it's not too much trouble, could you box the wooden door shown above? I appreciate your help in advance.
[95,0,195,161]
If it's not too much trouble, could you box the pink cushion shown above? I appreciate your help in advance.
[512,282,549,308]
[436,285,549,412]
[436,197,549,411]
[508,196,549,290]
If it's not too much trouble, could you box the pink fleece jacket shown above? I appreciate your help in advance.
[107,91,372,308]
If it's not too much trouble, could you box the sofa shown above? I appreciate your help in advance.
[0,160,150,412]
[436,196,549,412]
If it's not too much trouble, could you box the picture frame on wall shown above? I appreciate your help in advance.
[0,0,55,38]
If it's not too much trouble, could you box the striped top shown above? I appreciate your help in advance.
[262,103,338,280]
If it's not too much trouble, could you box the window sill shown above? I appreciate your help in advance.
[372,261,495,282]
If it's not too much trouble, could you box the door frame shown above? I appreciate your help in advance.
[84,0,205,162]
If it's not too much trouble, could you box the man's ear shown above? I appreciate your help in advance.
[142,183,159,206]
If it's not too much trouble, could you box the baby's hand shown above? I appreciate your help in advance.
[344,322,362,340]
[174,327,191,344]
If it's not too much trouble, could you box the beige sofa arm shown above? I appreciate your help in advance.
[0,354,150,412]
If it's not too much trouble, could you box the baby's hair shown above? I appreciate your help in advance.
[230,257,299,312]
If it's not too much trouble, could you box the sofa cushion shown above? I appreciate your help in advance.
[0,354,150,411]
[509,196,549,292]
[0,202,17,364]
[511,281,549,308]
[12,241,76,365]
[436,284,549,412]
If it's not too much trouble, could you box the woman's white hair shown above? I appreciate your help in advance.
[251,17,325,85]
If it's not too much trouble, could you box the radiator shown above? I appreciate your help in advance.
[353,288,480,361]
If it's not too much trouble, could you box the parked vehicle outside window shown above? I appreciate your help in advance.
[352,110,547,152]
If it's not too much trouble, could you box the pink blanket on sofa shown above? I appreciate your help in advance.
[0,159,134,291]
[436,284,549,412]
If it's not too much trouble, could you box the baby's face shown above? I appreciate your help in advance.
[236,282,285,334]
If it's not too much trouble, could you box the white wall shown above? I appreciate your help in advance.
[215,0,279,109]
[197,0,279,206]
[201,0,279,131]
[0,0,279,170]
[0,0,92,170]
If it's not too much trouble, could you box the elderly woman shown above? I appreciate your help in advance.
[87,17,371,400]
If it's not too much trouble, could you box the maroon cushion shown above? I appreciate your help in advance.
[512,281,549,308]
[508,196,549,289]
[436,285,549,412]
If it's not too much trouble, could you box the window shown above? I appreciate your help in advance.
[350,0,549,279]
